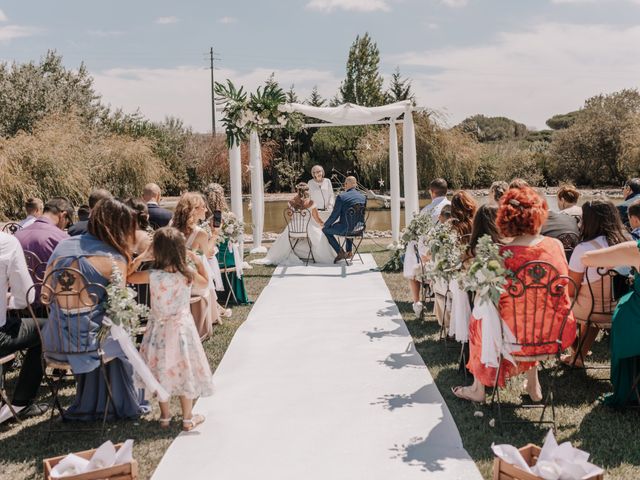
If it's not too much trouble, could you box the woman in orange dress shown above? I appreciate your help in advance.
[453,186,576,402]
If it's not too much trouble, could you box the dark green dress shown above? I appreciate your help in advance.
[604,239,640,407]
[216,239,250,305]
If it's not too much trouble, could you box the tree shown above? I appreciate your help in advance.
[339,33,386,107]
[306,86,326,107]
[546,111,580,130]
[386,67,415,104]
[0,50,104,137]
[457,114,528,143]
[285,84,298,104]
[551,89,640,185]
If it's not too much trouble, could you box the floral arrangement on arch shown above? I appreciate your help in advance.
[461,235,512,305]
[214,80,304,147]
[97,259,149,344]
[218,211,245,245]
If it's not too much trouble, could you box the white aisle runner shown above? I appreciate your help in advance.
[152,254,482,480]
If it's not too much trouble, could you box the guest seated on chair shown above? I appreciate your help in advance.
[0,232,47,424]
[143,183,173,229]
[557,184,582,226]
[453,187,576,403]
[68,189,112,236]
[561,200,629,367]
[18,197,43,228]
[43,198,146,420]
[628,201,640,240]
[322,176,367,264]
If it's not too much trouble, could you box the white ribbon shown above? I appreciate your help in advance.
[473,299,519,368]
[449,280,471,343]
[230,242,243,278]
[103,317,170,402]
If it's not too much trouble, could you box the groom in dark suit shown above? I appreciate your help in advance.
[322,176,367,263]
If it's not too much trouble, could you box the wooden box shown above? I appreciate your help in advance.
[43,443,138,480]
[493,443,604,480]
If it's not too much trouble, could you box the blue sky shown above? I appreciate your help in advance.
[1,0,639,131]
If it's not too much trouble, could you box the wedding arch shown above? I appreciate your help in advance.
[217,82,419,253]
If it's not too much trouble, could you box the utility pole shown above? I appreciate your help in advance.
[210,47,216,136]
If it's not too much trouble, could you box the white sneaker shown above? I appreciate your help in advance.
[412,301,423,318]
[223,308,232,318]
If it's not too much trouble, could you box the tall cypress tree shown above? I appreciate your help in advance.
[306,86,326,107]
[339,33,385,107]
[387,67,415,104]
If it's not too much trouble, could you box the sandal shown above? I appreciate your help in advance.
[159,416,172,429]
[451,386,485,404]
[182,414,205,432]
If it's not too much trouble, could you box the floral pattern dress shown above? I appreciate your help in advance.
[137,269,214,400]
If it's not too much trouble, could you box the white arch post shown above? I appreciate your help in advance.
[249,130,267,253]
[228,142,244,265]
[402,106,419,225]
[388,119,401,246]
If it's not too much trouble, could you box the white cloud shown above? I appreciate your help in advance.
[93,66,340,133]
[219,16,237,24]
[306,0,390,13]
[87,29,124,37]
[155,16,179,25]
[0,9,8,22]
[393,23,640,129]
[441,0,468,7]
[0,25,40,42]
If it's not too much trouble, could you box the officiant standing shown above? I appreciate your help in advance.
[308,165,334,221]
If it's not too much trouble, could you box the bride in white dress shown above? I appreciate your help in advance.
[252,183,336,266]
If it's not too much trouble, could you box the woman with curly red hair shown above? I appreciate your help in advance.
[453,186,576,403]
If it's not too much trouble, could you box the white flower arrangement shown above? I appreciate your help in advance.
[219,211,245,244]
[419,222,463,283]
[97,258,149,344]
[461,235,512,305]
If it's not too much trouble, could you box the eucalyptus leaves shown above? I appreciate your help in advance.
[461,235,512,305]
[214,80,303,147]
[419,222,463,284]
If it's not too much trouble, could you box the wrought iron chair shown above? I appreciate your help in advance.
[490,260,577,430]
[23,250,47,284]
[283,207,314,266]
[2,222,22,235]
[0,353,21,423]
[339,202,367,265]
[557,232,580,262]
[27,266,114,437]
[413,243,434,321]
[570,267,617,369]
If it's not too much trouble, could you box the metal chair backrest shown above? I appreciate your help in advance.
[557,232,580,261]
[23,250,47,284]
[28,267,107,357]
[585,267,618,319]
[284,207,311,236]
[2,222,22,235]
[345,203,366,236]
[502,260,577,351]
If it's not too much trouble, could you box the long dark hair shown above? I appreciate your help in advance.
[151,227,194,282]
[88,198,136,262]
[450,190,477,243]
[468,204,500,257]
[581,200,628,245]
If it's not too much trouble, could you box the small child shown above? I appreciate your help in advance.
[628,201,640,240]
[128,227,214,431]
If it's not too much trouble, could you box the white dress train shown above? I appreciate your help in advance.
[252,206,336,266]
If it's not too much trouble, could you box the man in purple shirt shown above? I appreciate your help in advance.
[15,197,74,269]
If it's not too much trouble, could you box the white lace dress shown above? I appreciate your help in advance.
[252,202,336,266]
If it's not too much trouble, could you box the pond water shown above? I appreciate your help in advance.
[241,194,620,234]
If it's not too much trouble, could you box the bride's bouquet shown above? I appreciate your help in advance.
[219,211,245,245]
[461,235,512,305]
[97,259,149,344]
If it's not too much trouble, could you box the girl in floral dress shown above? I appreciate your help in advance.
[128,227,214,431]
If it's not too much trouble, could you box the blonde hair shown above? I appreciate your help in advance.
[203,183,228,213]
[311,165,325,177]
[172,192,206,235]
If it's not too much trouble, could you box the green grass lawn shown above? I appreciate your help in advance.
[1,243,639,479]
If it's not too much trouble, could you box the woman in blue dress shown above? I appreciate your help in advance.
[42,197,145,420]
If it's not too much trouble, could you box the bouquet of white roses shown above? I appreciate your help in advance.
[97,259,149,344]
[419,222,463,283]
[219,211,245,244]
[461,235,512,305]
